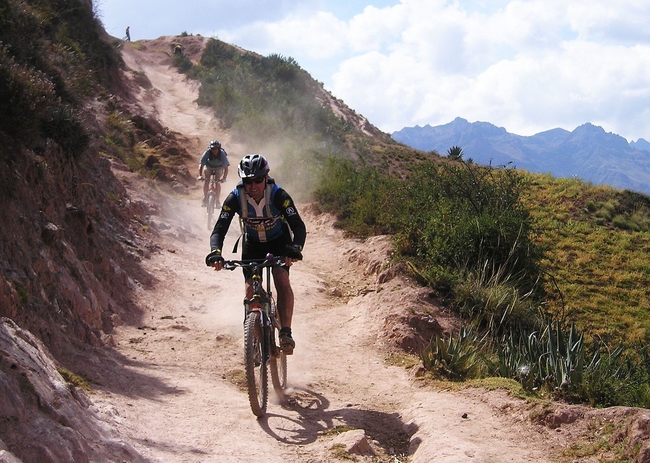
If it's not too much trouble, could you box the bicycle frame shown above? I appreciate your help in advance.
[207,173,219,195]
[224,254,282,315]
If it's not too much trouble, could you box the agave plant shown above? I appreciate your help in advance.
[580,344,650,407]
[421,326,487,381]
[447,145,464,161]
[489,320,585,393]
[539,320,585,393]
[491,330,545,391]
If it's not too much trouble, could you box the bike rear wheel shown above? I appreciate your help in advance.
[244,311,267,417]
[207,192,216,230]
[270,325,288,397]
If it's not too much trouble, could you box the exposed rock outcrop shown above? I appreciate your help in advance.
[0,318,145,462]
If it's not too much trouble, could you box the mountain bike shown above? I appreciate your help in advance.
[222,254,289,417]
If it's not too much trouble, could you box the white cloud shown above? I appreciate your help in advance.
[567,0,650,43]
[218,12,348,60]
[347,4,406,52]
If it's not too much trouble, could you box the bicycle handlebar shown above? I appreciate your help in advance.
[207,247,302,268]
[198,175,226,182]
[223,254,288,272]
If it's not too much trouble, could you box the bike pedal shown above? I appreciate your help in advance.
[279,336,295,355]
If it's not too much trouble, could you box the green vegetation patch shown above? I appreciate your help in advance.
[523,174,650,345]
[57,368,91,391]
[0,0,120,151]
[313,154,650,408]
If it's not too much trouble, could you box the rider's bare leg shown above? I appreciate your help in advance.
[203,179,209,200]
[272,267,294,329]
[243,276,292,315]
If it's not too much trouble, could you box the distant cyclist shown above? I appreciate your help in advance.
[205,154,306,354]
[198,140,229,207]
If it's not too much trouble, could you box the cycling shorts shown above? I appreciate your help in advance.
[241,234,292,280]
[205,167,224,179]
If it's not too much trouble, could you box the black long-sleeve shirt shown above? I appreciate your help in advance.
[209,179,306,253]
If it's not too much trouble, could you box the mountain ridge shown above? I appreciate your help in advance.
[392,117,650,195]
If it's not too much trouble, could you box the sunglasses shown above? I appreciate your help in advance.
[243,177,265,185]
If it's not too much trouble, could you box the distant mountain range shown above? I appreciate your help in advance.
[392,117,650,196]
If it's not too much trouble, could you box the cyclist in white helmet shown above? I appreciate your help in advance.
[205,154,306,354]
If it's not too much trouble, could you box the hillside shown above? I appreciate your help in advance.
[1,2,650,461]
[393,117,650,195]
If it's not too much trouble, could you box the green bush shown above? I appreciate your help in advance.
[579,345,650,407]
[172,53,193,73]
[434,160,539,282]
[265,53,300,83]
[315,158,540,293]
[453,260,541,334]
[315,159,404,235]
[0,0,119,151]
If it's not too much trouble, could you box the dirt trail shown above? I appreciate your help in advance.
[95,37,566,462]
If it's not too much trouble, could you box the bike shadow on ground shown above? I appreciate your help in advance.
[257,387,418,456]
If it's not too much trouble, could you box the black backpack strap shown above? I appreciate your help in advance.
[232,234,242,253]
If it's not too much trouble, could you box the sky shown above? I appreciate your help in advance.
[97,0,650,143]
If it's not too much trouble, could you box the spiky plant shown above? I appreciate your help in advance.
[421,326,487,380]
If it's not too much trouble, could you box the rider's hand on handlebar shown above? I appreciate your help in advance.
[205,249,224,270]
[197,175,204,181]
[284,244,303,266]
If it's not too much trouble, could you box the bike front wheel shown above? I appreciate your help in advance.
[244,311,268,417]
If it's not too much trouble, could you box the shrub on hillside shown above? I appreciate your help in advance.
[394,160,540,300]
[316,158,539,283]
[0,45,58,143]
[0,0,119,151]
[194,38,350,149]
[42,105,90,158]
[172,53,193,73]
